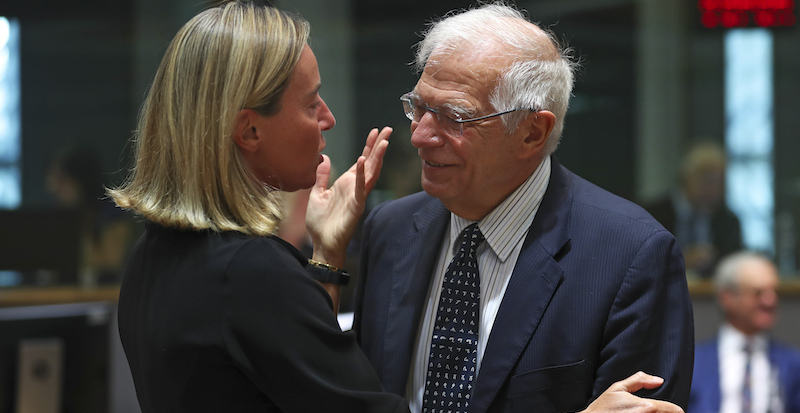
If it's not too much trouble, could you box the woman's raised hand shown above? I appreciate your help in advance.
[306,127,392,268]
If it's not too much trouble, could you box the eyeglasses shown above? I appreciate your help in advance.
[400,92,536,137]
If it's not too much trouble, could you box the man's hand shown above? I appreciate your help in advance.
[306,127,392,268]
[582,372,684,413]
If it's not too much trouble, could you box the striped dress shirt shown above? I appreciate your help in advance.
[719,324,774,413]
[407,156,552,412]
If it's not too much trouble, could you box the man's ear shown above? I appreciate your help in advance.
[516,110,555,159]
[233,109,261,153]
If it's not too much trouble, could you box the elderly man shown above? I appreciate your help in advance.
[689,252,800,413]
[353,3,694,412]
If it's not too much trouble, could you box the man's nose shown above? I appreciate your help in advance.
[760,289,778,306]
[410,112,444,148]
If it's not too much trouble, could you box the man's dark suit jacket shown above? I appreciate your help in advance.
[354,157,694,413]
[689,336,800,413]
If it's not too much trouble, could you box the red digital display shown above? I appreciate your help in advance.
[698,0,796,27]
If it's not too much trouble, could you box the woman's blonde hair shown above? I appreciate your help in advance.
[109,1,310,236]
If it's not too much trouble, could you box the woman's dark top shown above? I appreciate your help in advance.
[118,222,407,412]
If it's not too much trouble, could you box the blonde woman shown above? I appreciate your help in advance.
[109,1,401,411]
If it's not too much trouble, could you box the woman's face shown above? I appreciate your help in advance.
[248,45,335,192]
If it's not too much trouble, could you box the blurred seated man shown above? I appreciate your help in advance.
[46,145,135,284]
[645,142,742,278]
[689,251,800,413]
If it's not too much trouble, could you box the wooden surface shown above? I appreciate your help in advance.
[0,285,120,307]
[3,279,800,308]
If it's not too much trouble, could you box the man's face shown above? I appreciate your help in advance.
[685,166,725,213]
[409,51,535,220]
[721,258,779,336]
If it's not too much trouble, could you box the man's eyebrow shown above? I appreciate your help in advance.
[413,90,475,118]
[443,102,474,117]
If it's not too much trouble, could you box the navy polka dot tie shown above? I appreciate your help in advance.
[422,223,484,413]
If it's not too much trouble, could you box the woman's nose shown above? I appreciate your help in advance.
[318,98,336,131]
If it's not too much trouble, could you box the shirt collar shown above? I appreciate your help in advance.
[449,156,552,262]
[719,323,769,353]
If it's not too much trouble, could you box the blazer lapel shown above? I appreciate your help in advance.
[381,197,449,395]
[469,157,573,412]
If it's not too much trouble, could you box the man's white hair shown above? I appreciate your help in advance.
[713,250,774,294]
[414,2,577,154]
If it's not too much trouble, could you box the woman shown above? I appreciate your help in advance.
[109,1,683,412]
[109,1,401,411]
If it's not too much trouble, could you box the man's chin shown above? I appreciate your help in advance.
[420,179,446,199]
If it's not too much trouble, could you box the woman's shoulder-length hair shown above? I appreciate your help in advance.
[109,1,310,236]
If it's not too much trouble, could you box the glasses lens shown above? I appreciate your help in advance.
[437,108,463,137]
[401,99,413,121]
[399,94,463,136]
[407,96,426,122]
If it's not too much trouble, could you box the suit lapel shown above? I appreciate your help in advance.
[767,340,783,402]
[381,197,449,395]
[469,157,573,412]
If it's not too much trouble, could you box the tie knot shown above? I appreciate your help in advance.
[743,338,755,354]
[461,223,485,247]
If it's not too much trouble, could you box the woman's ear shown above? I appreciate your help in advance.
[233,109,261,153]
[516,110,555,159]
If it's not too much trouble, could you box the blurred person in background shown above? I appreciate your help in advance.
[645,142,742,278]
[46,144,134,284]
[689,251,800,413]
